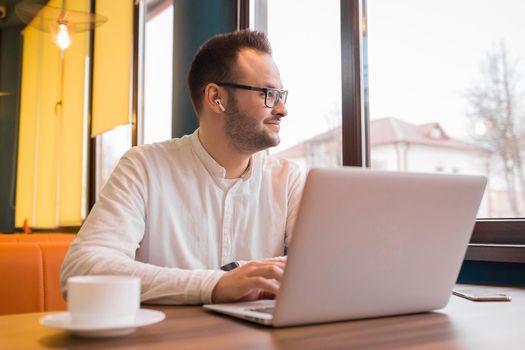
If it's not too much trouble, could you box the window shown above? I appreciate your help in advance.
[248,0,525,266]
[367,0,525,219]
[92,0,174,200]
[141,0,173,144]
[94,125,132,199]
[362,0,525,264]
[253,0,343,171]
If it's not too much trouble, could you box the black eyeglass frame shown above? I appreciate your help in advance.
[217,82,288,108]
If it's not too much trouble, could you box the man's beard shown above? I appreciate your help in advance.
[224,96,281,153]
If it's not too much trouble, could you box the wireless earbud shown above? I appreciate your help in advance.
[215,99,226,112]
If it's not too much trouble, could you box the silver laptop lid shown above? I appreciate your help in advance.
[273,167,486,327]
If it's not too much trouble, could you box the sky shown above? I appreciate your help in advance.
[143,6,173,144]
[366,0,525,140]
[265,0,525,152]
[266,0,342,152]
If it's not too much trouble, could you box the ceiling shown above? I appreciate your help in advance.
[1,1,172,29]
[0,0,47,29]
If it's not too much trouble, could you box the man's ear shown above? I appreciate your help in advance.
[204,83,226,114]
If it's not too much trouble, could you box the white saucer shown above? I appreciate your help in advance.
[40,309,166,338]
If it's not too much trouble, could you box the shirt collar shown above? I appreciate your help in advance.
[239,157,254,181]
[191,128,256,181]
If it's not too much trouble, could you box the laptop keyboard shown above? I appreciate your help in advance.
[247,306,274,314]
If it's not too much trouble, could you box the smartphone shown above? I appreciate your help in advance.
[453,289,512,302]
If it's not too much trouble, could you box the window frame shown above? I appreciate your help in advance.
[349,0,525,265]
[246,0,525,265]
[341,0,369,167]
[467,220,525,263]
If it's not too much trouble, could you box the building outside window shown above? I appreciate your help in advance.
[254,0,343,170]
[260,0,525,220]
[367,0,525,218]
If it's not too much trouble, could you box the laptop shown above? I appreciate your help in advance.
[204,167,487,327]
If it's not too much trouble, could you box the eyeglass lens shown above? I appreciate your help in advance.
[265,89,288,108]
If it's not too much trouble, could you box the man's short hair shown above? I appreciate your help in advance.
[188,30,272,114]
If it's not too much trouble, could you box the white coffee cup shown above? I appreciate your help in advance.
[67,275,141,326]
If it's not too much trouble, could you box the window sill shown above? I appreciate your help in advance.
[465,243,525,264]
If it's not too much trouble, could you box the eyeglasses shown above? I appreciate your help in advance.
[217,82,288,108]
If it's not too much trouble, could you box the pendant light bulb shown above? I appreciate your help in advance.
[55,23,71,50]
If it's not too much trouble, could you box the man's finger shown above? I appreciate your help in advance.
[246,264,284,281]
[246,276,280,295]
[245,259,286,269]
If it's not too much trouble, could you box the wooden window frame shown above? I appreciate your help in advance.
[244,0,525,265]
[85,5,525,258]
[345,0,525,264]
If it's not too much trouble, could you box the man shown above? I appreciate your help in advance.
[61,30,304,305]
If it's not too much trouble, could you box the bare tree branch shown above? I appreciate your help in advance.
[465,42,525,216]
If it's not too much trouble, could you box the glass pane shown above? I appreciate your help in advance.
[143,1,173,144]
[367,0,525,218]
[262,0,342,171]
[94,1,173,198]
[95,124,132,200]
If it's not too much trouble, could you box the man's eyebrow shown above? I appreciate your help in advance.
[262,82,283,90]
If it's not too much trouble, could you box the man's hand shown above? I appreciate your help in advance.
[211,259,286,303]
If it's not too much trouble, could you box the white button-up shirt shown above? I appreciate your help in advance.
[61,129,305,304]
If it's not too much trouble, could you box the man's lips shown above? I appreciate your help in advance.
[265,119,281,131]
[265,118,281,125]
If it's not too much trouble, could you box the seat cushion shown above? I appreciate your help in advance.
[0,237,73,315]
[0,243,45,314]
[0,233,75,243]
[41,242,70,311]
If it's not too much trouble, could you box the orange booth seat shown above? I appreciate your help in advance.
[0,233,75,315]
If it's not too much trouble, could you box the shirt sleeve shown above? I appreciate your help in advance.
[60,148,224,305]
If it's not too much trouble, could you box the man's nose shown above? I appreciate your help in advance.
[272,99,287,117]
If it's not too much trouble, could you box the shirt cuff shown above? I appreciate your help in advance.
[199,269,226,304]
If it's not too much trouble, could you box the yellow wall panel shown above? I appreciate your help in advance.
[91,0,133,136]
[59,0,90,226]
[34,35,61,227]
[15,27,40,227]
[16,0,90,228]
